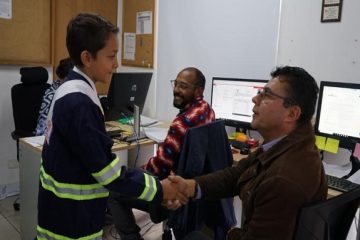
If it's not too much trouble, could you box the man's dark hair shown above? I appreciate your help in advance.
[66,13,119,67]
[181,67,206,88]
[271,66,319,125]
[56,57,73,79]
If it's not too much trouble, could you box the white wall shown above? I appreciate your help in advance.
[155,0,281,122]
[0,66,21,194]
[277,0,360,166]
[277,0,360,84]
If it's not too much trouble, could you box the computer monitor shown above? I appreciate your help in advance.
[211,77,267,131]
[105,72,152,121]
[314,81,360,149]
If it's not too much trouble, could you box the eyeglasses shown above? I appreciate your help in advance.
[170,80,198,90]
[257,87,295,107]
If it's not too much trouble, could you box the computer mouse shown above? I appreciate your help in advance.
[240,147,250,155]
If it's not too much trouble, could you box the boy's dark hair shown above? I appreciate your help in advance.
[66,13,119,67]
[56,57,73,79]
[271,66,319,125]
[181,67,206,88]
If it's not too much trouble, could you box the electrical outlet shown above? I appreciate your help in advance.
[7,159,19,169]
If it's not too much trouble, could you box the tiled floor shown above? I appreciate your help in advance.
[0,195,21,240]
[2,194,357,240]
[0,195,162,240]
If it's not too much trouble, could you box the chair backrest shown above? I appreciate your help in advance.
[295,187,360,240]
[175,120,234,177]
[11,66,50,137]
[168,120,236,240]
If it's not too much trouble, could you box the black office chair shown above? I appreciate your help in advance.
[295,186,360,240]
[11,66,50,161]
[163,120,236,240]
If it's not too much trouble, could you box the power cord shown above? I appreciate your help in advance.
[13,197,20,211]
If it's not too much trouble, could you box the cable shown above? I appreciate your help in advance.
[13,197,20,211]
[140,220,156,237]
[355,211,358,234]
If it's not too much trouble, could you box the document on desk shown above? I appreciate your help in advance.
[23,135,45,147]
[323,162,352,178]
[143,127,168,143]
[140,115,159,127]
[347,170,360,184]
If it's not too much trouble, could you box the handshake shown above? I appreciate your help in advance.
[160,175,197,210]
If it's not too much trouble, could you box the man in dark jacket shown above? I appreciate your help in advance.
[166,66,328,240]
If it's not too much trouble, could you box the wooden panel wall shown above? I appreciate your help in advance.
[0,0,52,65]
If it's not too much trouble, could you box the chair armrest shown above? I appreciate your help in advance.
[11,131,20,140]
[11,130,35,140]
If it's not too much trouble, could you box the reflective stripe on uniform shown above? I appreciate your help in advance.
[139,173,157,201]
[92,155,122,186]
[37,225,102,240]
[40,166,109,200]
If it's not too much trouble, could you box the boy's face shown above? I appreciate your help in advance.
[86,33,119,84]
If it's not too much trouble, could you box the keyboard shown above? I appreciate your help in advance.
[326,174,359,192]
[229,139,250,150]
[106,129,124,138]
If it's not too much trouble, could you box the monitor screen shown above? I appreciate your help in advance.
[211,77,267,130]
[314,81,360,148]
[105,72,152,121]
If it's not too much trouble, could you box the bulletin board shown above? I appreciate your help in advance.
[121,0,155,68]
[0,0,52,66]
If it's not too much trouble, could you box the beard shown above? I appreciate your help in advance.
[173,94,186,109]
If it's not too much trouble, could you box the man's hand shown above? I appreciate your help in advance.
[168,175,197,198]
[161,178,188,205]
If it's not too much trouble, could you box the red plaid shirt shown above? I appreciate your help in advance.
[144,97,215,179]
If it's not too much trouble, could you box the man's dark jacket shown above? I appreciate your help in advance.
[195,123,327,240]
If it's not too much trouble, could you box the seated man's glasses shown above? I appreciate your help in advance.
[170,80,199,91]
[257,87,295,107]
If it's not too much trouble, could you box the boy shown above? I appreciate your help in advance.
[37,13,177,239]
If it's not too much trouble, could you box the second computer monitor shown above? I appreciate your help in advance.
[314,81,360,149]
[105,72,152,121]
[211,77,267,130]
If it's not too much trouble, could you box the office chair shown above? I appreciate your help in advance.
[162,120,236,240]
[11,66,50,161]
[294,186,360,240]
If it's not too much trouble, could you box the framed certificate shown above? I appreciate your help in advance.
[321,0,343,22]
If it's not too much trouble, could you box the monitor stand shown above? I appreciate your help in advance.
[342,142,360,179]
[343,155,360,179]
[126,105,146,142]
[235,127,248,135]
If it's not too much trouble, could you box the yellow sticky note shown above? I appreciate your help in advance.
[325,138,340,154]
[315,135,326,150]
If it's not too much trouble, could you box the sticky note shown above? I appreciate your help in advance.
[353,143,360,158]
[315,135,326,150]
[324,138,340,154]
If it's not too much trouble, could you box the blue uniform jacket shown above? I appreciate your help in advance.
[37,69,162,239]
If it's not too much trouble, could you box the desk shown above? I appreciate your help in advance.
[19,132,157,240]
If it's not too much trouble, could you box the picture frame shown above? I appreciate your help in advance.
[321,0,343,22]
